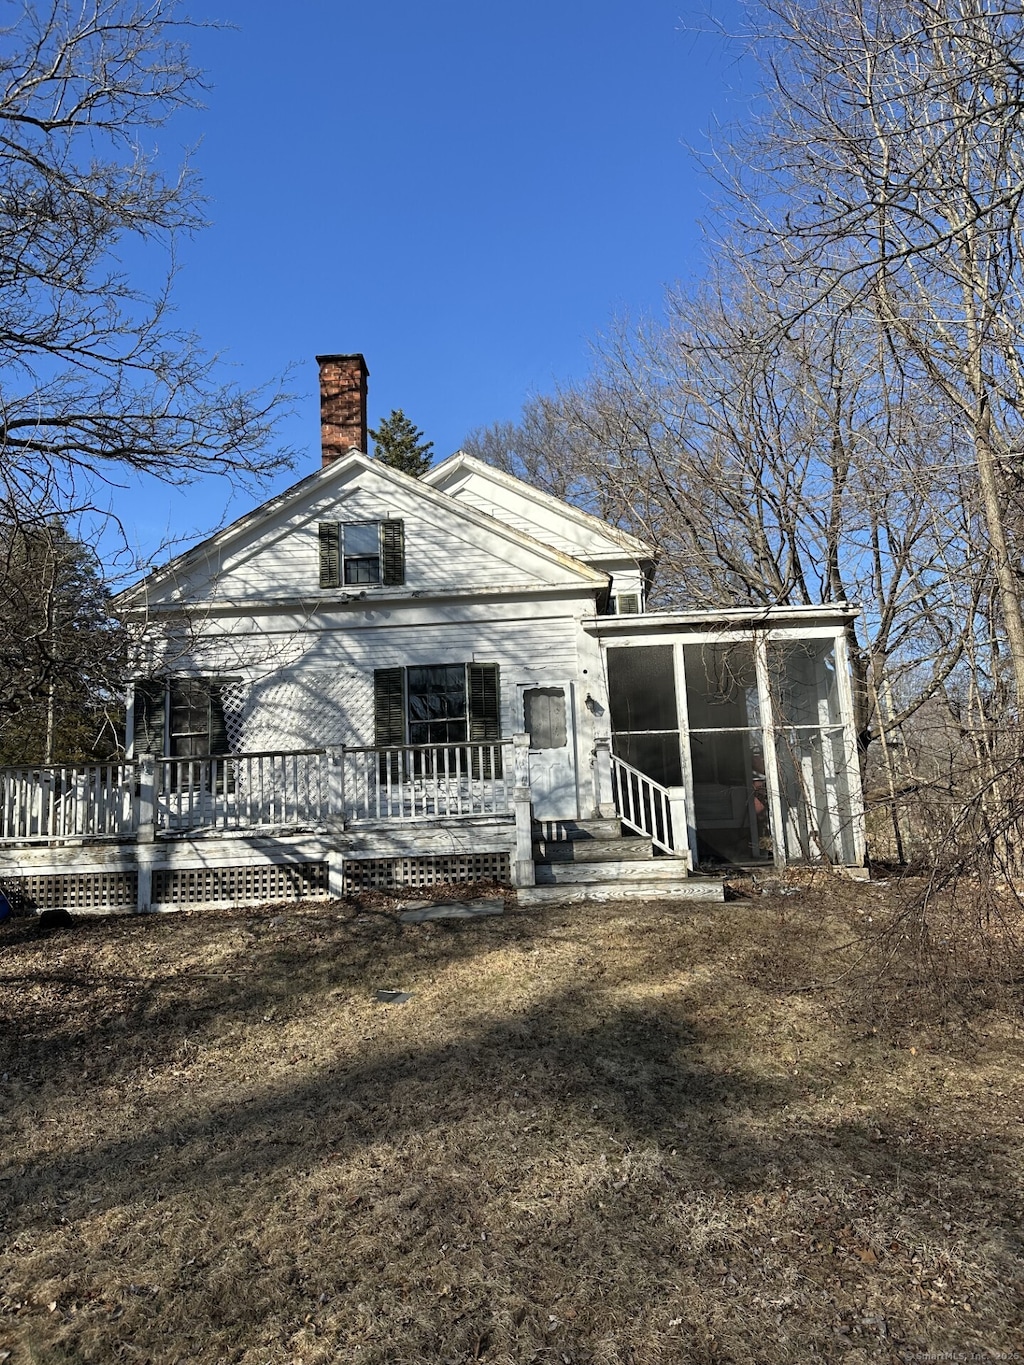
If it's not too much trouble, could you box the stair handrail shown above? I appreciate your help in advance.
[608,752,686,857]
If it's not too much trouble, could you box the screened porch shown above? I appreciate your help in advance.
[592,608,865,871]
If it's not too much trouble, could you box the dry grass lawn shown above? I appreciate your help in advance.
[0,882,1022,1364]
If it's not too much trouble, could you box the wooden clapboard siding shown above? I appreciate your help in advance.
[427,458,653,566]
[180,608,589,753]
[150,463,600,609]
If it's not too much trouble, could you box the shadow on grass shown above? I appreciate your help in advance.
[1,901,1022,1364]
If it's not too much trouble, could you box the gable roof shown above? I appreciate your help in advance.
[424,451,656,565]
[116,450,609,610]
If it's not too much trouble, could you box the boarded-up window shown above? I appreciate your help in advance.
[524,687,567,749]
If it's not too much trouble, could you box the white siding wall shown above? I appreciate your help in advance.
[440,471,644,566]
[148,601,597,755]
[174,480,585,605]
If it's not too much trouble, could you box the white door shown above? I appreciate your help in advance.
[518,682,579,820]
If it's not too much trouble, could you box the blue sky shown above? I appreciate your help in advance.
[112,0,752,568]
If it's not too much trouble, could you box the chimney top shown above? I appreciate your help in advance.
[318,353,369,466]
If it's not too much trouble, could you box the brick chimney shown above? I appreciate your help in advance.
[317,353,369,465]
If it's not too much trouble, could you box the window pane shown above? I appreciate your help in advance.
[689,731,772,865]
[524,688,567,749]
[170,680,210,758]
[344,556,381,584]
[683,644,760,729]
[409,718,468,746]
[775,727,855,863]
[342,522,381,584]
[767,641,842,728]
[607,645,678,732]
[613,733,683,786]
[407,665,466,723]
[344,522,379,555]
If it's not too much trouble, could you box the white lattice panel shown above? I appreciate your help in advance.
[1,872,137,911]
[152,861,328,907]
[220,680,250,751]
[343,853,510,892]
[241,669,374,751]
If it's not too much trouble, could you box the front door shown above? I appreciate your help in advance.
[518,682,579,820]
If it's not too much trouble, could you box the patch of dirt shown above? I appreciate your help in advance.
[0,886,1022,1364]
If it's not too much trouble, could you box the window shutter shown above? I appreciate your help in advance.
[133,680,165,756]
[616,593,640,615]
[374,667,405,782]
[208,683,230,755]
[468,662,501,777]
[319,522,341,588]
[381,519,405,586]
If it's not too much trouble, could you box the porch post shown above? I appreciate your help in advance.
[136,846,154,913]
[137,755,156,844]
[326,746,346,832]
[593,735,616,819]
[667,787,691,867]
[512,732,535,887]
[754,634,787,872]
[834,631,867,867]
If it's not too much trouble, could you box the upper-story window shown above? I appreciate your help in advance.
[318,520,405,588]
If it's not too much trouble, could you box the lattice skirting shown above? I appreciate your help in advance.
[343,852,510,892]
[151,862,329,907]
[0,871,138,912]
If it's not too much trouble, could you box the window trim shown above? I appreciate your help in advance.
[373,661,501,777]
[132,677,236,758]
[319,519,405,589]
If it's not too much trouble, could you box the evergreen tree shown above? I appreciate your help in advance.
[370,410,434,477]
[0,521,126,764]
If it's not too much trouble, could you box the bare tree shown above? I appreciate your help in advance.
[0,0,291,530]
[722,0,1024,703]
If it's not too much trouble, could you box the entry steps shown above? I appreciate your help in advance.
[517,818,724,907]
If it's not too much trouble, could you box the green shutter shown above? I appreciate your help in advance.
[374,667,405,781]
[468,662,501,777]
[133,680,165,756]
[381,520,405,586]
[319,522,341,588]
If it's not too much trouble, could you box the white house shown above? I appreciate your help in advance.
[0,354,866,914]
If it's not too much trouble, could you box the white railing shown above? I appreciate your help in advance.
[344,742,513,821]
[610,752,686,857]
[0,743,518,842]
[0,763,137,842]
[156,751,332,833]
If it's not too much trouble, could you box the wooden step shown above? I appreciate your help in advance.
[517,878,725,907]
[534,859,689,885]
[533,837,653,863]
[531,818,623,843]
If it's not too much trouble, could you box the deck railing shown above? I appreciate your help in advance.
[609,752,687,858]
[156,750,333,833]
[0,742,517,843]
[343,742,513,821]
[0,763,137,842]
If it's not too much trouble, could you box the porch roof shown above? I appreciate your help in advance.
[585,602,860,637]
